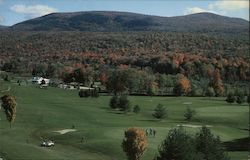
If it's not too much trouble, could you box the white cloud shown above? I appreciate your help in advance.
[208,0,249,11]
[184,7,217,15]
[184,1,249,20]
[10,4,57,18]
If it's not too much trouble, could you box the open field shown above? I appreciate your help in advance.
[0,82,249,160]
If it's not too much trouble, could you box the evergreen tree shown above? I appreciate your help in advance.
[152,104,167,119]
[156,127,200,160]
[195,126,229,160]
[184,107,196,121]
[155,127,229,160]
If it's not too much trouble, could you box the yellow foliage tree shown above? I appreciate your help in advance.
[122,128,147,160]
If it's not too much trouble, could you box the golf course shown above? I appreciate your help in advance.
[0,81,249,160]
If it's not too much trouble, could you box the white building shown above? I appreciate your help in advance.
[32,77,50,85]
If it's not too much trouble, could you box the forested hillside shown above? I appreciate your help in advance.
[0,11,249,96]
[0,31,249,95]
[9,11,249,33]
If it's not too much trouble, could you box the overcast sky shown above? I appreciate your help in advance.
[0,0,249,26]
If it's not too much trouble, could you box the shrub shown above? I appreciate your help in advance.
[79,89,99,98]
[110,95,119,109]
[91,88,99,97]
[119,95,131,112]
[79,90,91,98]
[152,104,167,119]
[235,91,245,105]
[133,105,140,114]
[110,95,131,112]
[247,95,250,105]
[3,74,10,81]
[226,92,235,104]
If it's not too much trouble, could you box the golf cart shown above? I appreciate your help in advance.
[41,140,55,147]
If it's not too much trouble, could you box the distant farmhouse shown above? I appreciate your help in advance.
[32,77,50,85]
[57,81,105,92]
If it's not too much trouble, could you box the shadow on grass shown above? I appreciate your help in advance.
[106,110,125,114]
[110,112,124,115]
[240,128,249,131]
[137,119,160,122]
[99,107,109,110]
[223,137,249,151]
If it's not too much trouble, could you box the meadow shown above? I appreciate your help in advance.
[0,82,249,160]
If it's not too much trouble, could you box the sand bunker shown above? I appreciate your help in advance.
[53,129,76,134]
[177,124,212,128]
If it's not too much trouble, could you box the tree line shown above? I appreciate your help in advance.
[71,67,247,97]
[122,126,229,160]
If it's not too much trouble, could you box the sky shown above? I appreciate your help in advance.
[0,0,249,26]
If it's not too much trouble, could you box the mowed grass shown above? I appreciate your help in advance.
[0,83,249,160]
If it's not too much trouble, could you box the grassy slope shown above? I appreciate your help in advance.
[0,83,248,160]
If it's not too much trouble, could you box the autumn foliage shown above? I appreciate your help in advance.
[174,74,191,96]
[179,76,191,95]
[0,32,248,97]
[122,128,148,160]
[211,69,224,96]
[1,95,17,128]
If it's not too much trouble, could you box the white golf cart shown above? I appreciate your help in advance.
[41,140,55,147]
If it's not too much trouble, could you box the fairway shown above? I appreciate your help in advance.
[0,83,249,160]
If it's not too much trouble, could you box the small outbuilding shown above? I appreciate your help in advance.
[32,77,50,85]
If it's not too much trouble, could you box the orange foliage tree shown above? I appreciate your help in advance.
[211,69,224,96]
[122,128,148,160]
[174,74,191,96]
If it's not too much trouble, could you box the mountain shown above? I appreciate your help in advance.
[9,11,249,33]
[0,25,8,30]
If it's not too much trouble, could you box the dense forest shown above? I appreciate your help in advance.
[0,30,249,96]
[0,10,249,97]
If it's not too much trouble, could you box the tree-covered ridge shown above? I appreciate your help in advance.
[7,11,249,33]
[0,31,249,83]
